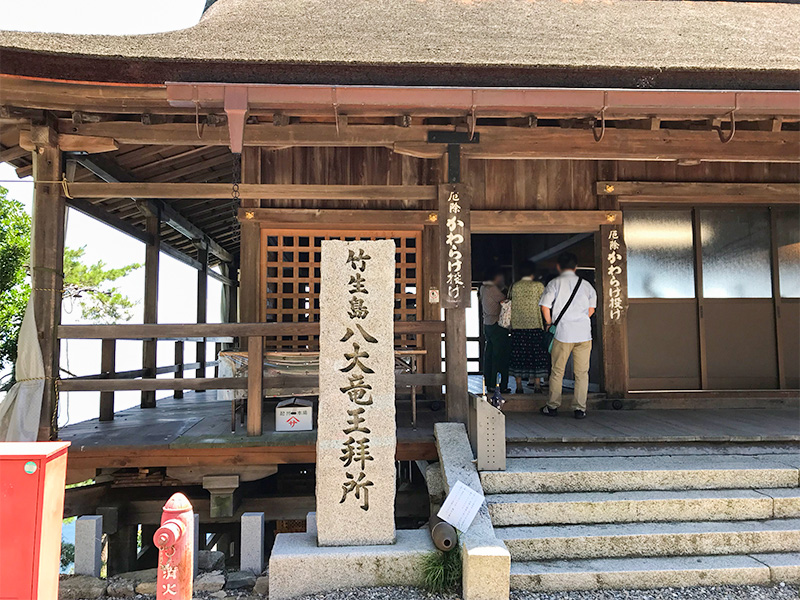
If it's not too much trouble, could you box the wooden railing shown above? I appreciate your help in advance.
[57,321,446,435]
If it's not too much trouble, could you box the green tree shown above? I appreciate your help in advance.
[0,187,142,386]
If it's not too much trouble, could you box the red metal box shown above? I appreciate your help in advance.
[0,442,71,600]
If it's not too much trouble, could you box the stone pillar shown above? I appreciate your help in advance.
[193,513,200,579]
[240,512,265,574]
[74,515,103,577]
[316,240,396,546]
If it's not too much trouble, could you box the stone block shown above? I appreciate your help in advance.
[305,511,317,537]
[203,475,240,518]
[194,570,226,592]
[135,580,157,595]
[254,574,270,595]
[197,549,226,571]
[105,577,136,597]
[269,529,435,600]
[74,515,103,577]
[240,512,265,574]
[752,552,800,584]
[434,422,511,600]
[58,575,107,600]
[316,240,396,546]
[226,570,257,590]
[424,462,446,514]
[757,487,800,518]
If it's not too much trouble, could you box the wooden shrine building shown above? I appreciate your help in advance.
[1,0,798,572]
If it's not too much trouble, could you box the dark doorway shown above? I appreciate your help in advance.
[469,233,601,395]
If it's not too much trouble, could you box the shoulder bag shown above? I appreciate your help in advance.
[543,278,582,353]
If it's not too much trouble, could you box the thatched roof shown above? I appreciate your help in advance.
[1,0,799,88]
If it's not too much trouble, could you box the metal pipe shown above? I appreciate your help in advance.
[429,515,458,552]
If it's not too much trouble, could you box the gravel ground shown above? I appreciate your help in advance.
[293,584,799,600]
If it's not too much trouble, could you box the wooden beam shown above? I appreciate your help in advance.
[599,181,800,203]
[31,140,64,440]
[57,320,445,339]
[76,155,233,263]
[473,210,621,233]
[19,129,117,153]
[60,121,800,162]
[0,145,27,163]
[66,198,153,245]
[238,208,434,228]
[68,182,437,201]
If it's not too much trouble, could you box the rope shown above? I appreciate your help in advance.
[0,175,73,198]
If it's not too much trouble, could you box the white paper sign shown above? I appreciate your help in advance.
[437,480,484,532]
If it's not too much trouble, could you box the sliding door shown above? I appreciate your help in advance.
[626,206,796,392]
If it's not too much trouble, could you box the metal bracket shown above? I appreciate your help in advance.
[427,131,480,184]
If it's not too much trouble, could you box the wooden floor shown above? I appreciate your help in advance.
[58,390,799,479]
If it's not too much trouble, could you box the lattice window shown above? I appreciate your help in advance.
[260,229,422,350]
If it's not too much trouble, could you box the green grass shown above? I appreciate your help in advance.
[421,546,462,593]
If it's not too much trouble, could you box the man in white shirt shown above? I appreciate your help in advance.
[539,252,597,419]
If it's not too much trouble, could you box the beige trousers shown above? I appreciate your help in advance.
[547,339,592,411]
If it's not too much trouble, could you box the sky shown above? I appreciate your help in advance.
[1,0,222,426]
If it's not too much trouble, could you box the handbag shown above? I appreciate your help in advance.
[498,300,512,329]
[543,278,583,353]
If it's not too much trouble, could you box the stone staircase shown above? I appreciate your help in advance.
[479,443,800,591]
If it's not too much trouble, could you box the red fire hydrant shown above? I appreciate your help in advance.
[154,492,194,600]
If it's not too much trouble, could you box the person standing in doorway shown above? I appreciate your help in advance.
[480,269,511,393]
[508,262,549,394]
[539,252,596,419]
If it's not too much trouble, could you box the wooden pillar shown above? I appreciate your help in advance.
[439,153,469,423]
[99,339,116,421]
[239,148,261,324]
[421,225,443,400]
[247,335,263,436]
[445,307,469,422]
[141,211,160,408]
[106,523,138,577]
[596,223,629,397]
[31,138,65,440]
[174,341,184,399]
[196,244,208,377]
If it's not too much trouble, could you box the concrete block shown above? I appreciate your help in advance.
[268,529,434,600]
[497,518,800,561]
[752,553,800,584]
[240,512,265,574]
[487,489,774,526]
[510,555,771,592]
[74,515,103,577]
[306,512,317,537]
[193,513,200,578]
[434,423,510,600]
[481,455,799,494]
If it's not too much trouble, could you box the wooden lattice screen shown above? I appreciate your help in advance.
[260,229,422,350]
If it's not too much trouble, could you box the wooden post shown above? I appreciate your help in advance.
[421,226,443,400]
[174,341,184,399]
[445,307,469,423]
[141,210,160,408]
[196,244,208,378]
[239,148,261,324]
[247,335,263,436]
[30,138,65,440]
[596,223,630,397]
[99,338,116,421]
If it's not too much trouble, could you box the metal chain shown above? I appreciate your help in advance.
[231,152,242,241]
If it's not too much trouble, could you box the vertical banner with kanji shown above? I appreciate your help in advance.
[316,240,396,546]
[602,225,627,323]
[438,183,472,309]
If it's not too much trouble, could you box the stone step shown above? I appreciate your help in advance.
[486,488,800,526]
[509,553,800,592]
[481,455,799,494]
[496,518,800,561]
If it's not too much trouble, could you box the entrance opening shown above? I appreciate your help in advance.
[468,232,601,400]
